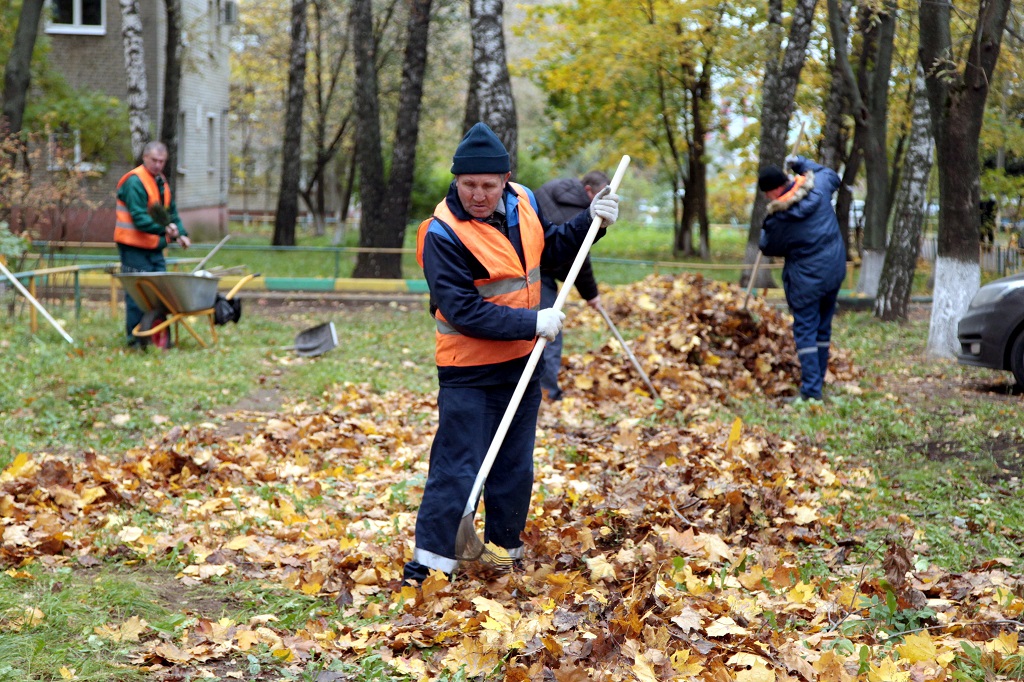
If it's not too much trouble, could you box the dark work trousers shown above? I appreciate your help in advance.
[789,286,840,399]
[118,244,166,344]
[407,379,542,577]
[539,274,564,400]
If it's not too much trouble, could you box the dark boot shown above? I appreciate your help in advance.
[797,347,823,400]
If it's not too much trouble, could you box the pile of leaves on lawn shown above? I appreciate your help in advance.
[1,276,1020,680]
[562,273,861,404]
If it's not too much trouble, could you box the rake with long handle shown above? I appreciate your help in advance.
[595,302,660,401]
[743,119,806,311]
[454,155,632,564]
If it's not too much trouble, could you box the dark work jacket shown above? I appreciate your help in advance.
[534,177,599,301]
[758,157,846,310]
[419,180,604,387]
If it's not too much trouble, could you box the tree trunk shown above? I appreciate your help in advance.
[920,0,1011,357]
[120,0,151,161]
[463,0,517,177]
[352,0,432,278]
[874,66,932,322]
[819,0,851,172]
[273,0,309,247]
[1,0,45,136]
[744,0,818,288]
[827,0,895,298]
[161,0,183,192]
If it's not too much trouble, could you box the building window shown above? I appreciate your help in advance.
[207,115,217,171]
[46,0,105,35]
[46,129,105,173]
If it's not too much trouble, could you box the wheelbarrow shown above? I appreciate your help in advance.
[115,271,257,349]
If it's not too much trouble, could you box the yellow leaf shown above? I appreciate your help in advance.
[788,505,819,525]
[224,535,252,551]
[987,631,1019,654]
[727,417,742,453]
[706,616,748,637]
[584,555,617,581]
[0,453,36,482]
[631,652,659,682]
[787,582,816,604]
[729,653,776,682]
[574,374,594,390]
[671,648,704,675]
[894,631,936,663]
[117,526,144,543]
[271,647,294,661]
[59,667,76,679]
[235,629,259,650]
[867,658,910,682]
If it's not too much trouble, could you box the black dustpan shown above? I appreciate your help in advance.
[288,321,338,357]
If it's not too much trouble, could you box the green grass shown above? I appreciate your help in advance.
[0,300,438,462]
[709,311,1024,573]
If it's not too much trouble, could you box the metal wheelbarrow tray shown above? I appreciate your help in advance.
[115,271,256,348]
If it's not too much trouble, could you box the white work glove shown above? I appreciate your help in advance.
[535,308,566,342]
[589,186,620,227]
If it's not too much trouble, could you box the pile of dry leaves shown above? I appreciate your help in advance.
[561,274,860,405]
[1,275,1021,680]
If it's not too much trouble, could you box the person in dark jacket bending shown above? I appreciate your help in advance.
[534,170,609,400]
[405,123,620,585]
[758,155,846,401]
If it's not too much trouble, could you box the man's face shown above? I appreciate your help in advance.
[456,173,510,219]
[143,150,167,176]
[584,182,608,201]
[764,186,785,201]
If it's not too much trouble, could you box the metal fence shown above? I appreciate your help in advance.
[919,234,1024,277]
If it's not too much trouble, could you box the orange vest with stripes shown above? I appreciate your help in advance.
[114,166,171,250]
[417,183,545,367]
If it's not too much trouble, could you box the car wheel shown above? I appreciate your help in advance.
[1011,332,1024,386]
[138,308,172,350]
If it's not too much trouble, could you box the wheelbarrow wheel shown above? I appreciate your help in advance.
[138,307,173,350]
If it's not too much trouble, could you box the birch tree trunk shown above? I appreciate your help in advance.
[744,0,818,288]
[874,65,932,322]
[920,0,1012,358]
[463,0,517,177]
[161,0,183,192]
[120,0,151,161]
[273,0,308,247]
[2,0,45,136]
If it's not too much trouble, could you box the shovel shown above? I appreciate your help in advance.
[454,154,631,566]
[282,321,338,357]
[595,302,660,401]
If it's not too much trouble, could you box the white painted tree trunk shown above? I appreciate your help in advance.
[856,249,885,298]
[926,257,979,358]
[119,0,150,160]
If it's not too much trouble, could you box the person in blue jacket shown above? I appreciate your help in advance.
[757,155,846,401]
[534,170,609,400]
[405,123,620,585]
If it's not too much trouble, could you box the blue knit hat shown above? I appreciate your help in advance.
[758,165,788,192]
[451,122,510,175]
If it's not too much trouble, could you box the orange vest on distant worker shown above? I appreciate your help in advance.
[416,183,545,367]
[113,166,170,250]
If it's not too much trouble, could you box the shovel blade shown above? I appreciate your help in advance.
[454,512,484,562]
[293,322,337,357]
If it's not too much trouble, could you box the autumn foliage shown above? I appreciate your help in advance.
[2,275,1022,679]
